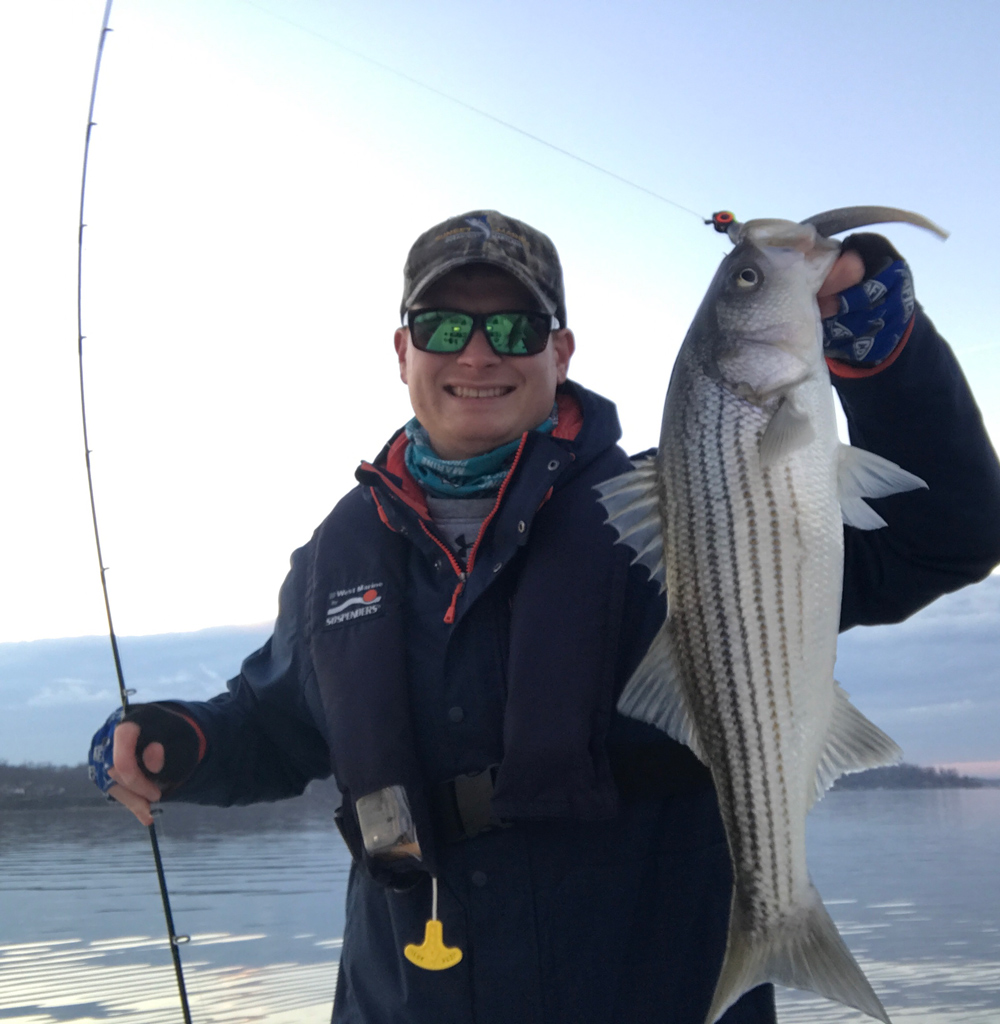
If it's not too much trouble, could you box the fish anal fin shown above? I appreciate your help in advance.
[707,885,891,1024]
[811,682,902,806]
[838,444,927,531]
[595,462,667,590]
[616,622,705,764]
[759,398,815,468]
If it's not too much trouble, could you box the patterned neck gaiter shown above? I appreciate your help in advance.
[404,402,558,498]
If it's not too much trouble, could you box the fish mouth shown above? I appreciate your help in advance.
[445,385,515,399]
[733,219,835,254]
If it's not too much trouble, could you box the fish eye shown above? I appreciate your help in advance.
[735,267,760,289]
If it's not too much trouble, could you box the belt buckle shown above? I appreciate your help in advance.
[443,764,509,842]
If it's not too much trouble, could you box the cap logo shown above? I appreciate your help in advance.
[464,214,492,239]
[432,216,526,253]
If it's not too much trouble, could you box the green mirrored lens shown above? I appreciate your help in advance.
[413,311,474,352]
[485,314,541,355]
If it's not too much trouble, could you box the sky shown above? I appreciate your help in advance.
[2,0,999,645]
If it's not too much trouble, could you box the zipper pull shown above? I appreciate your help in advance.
[443,573,467,624]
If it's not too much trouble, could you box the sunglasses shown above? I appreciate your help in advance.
[404,308,558,357]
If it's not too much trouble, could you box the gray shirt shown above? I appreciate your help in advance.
[425,495,495,564]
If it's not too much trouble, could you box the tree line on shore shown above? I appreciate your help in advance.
[0,760,994,811]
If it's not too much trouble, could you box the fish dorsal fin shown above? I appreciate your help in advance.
[760,398,815,468]
[838,444,928,530]
[616,621,706,764]
[810,682,902,807]
[801,204,948,240]
[594,460,666,591]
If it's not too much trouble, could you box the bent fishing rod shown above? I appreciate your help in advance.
[77,2,193,1020]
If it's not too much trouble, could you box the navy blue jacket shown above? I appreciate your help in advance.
[166,309,1000,1024]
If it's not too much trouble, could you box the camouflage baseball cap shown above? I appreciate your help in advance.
[401,210,567,327]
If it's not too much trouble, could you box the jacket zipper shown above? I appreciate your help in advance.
[370,432,532,625]
[419,433,530,624]
[439,434,529,625]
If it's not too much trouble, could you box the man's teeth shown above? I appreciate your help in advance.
[449,385,512,398]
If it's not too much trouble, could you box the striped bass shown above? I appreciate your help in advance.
[597,207,946,1024]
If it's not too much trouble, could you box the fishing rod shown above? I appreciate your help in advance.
[77,2,193,1021]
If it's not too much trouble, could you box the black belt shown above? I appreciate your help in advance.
[432,747,713,844]
[434,764,510,843]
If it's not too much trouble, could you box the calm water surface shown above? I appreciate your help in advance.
[1,789,998,1022]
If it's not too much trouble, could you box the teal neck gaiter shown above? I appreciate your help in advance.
[404,403,558,498]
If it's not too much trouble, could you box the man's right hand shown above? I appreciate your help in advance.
[108,721,164,826]
[88,703,204,825]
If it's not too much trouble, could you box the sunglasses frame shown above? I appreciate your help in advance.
[403,308,559,357]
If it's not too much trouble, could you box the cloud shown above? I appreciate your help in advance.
[936,759,1000,779]
[27,679,116,707]
[885,700,976,719]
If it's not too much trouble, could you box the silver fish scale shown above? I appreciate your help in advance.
[660,350,843,937]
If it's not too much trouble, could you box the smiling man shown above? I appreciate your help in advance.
[91,210,1000,1024]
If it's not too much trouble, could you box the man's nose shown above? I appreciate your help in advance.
[457,328,500,365]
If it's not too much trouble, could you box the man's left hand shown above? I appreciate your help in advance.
[818,233,917,367]
[818,251,865,319]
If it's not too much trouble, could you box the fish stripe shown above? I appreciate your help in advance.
[732,413,781,925]
[673,394,748,891]
[696,393,763,914]
[763,465,795,908]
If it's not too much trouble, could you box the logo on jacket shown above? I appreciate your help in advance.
[326,582,384,627]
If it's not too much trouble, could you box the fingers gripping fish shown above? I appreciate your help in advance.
[596,207,943,1024]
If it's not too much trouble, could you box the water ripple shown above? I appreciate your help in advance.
[0,937,338,1024]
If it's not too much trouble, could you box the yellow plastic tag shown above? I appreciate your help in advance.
[404,918,463,971]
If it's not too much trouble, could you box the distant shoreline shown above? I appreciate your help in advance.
[1,761,996,811]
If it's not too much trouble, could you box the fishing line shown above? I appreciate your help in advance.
[240,0,710,224]
[77,2,194,1021]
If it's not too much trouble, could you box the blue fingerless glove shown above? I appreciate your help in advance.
[87,703,202,796]
[88,706,125,794]
[823,233,916,366]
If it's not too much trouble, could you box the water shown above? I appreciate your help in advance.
[1,790,999,1022]
[0,801,350,1022]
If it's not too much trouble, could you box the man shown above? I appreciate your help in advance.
[91,210,1000,1023]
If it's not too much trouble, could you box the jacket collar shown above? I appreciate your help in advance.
[355,380,621,519]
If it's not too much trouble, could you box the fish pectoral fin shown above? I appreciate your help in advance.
[594,461,667,591]
[811,682,903,805]
[837,445,928,531]
[616,621,705,764]
[759,397,815,468]
[707,885,891,1024]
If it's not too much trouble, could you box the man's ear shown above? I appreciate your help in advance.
[551,328,575,385]
[394,327,409,384]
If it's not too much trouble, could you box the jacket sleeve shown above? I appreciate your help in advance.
[836,308,1000,629]
[161,543,332,806]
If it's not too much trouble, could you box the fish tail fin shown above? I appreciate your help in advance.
[707,886,891,1024]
